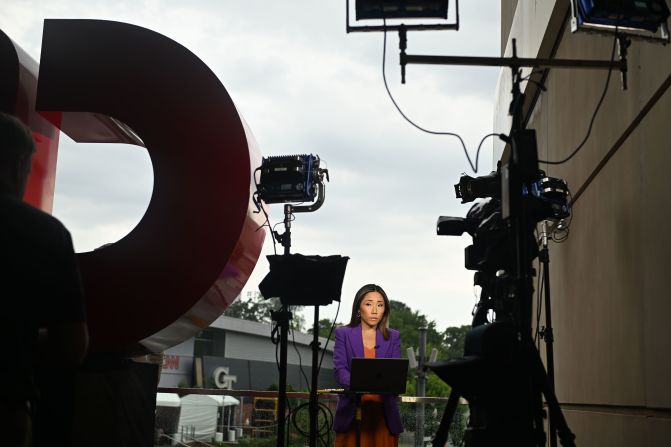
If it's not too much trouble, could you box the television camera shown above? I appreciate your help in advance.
[439,169,570,275]
[428,168,575,446]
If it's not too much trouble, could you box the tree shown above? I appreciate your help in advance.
[389,300,449,398]
[224,291,306,331]
[389,300,443,356]
[442,325,470,360]
[307,318,337,342]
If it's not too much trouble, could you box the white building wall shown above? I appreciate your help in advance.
[224,331,325,366]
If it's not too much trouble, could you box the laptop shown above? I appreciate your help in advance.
[349,358,409,394]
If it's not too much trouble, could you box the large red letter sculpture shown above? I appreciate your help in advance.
[1,20,264,353]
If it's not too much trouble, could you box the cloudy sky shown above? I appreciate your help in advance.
[2,1,501,332]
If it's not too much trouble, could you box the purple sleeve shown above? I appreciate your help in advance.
[333,327,350,388]
[392,330,401,359]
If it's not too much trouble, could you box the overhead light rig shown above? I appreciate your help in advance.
[346,0,459,33]
[570,0,670,44]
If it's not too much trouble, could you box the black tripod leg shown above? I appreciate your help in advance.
[431,389,460,447]
[525,338,576,447]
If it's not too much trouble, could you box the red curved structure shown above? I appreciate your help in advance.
[1,20,265,354]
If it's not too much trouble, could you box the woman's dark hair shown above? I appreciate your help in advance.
[347,284,391,340]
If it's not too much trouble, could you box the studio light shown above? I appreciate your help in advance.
[571,0,670,41]
[253,155,338,447]
[346,0,458,32]
[355,0,448,20]
[257,154,323,204]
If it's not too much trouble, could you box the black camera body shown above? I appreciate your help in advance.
[438,169,569,274]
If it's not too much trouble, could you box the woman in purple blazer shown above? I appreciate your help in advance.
[333,284,403,446]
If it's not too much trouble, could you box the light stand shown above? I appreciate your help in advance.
[538,220,557,447]
[257,160,348,447]
[271,186,326,447]
[270,305,292,447]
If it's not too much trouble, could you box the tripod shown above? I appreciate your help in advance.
[427,44,575,446]
[429,280,574,446]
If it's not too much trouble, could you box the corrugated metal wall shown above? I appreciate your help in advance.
[225,331,331,367]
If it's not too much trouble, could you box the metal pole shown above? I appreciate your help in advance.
[416,327,427,447]
[275,307,291,447]
[309,307,320,447]
[402,53,625,70]
[540,221,557,447]
[283,204,292,255]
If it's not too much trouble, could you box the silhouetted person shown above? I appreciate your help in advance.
[0,112,88,446]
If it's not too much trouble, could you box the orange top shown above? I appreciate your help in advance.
[335,344,398,447]
[362,346,382,403]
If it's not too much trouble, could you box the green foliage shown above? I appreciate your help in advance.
[426,372,451,397]
[237,437,276,447]
[442,325,470,360]
[388,300,443,356]
[224,291,306,331]
[307,318,337,342]
[389,299,453,397]
[449,404,468,447]
[267,383,295,392]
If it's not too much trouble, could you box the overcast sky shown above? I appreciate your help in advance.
[2,1,502,333]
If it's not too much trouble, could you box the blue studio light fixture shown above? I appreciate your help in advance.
[571,0,670,41]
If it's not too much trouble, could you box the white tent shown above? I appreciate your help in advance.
[156,393,181,407]
[178,394,219,442]
[208,394,240,407]
[209,394,240,434]
[155,393,182,444]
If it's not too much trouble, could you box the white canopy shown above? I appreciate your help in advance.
[178,394,219,442]
[208,394,240,407]
[156,393,181,408]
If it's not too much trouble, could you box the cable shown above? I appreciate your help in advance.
[285,303,340,447]
[291,324,312,394]
[272,320,282,386]
[550,189,573,243]
[520,69,546,82]
[475,133,503,171]
[253,167,278,255]
[570,70,671,206]
[520,69,548,93]
[318,301,341,372]
[534,255,544,347]
[260,204,277,255]
[539,25,620,165]
[286,399,334,447]
[381,16,496,174]
[551,225,570,243]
